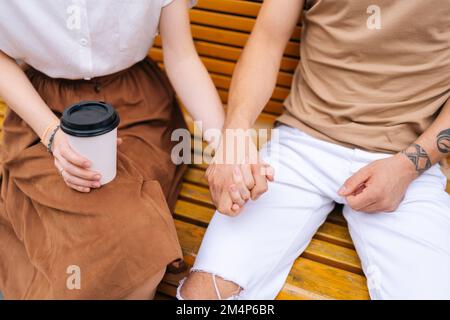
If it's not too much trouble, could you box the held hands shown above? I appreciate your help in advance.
[338,153,418,213]
[50,129,122,193]
[206,132,274,216]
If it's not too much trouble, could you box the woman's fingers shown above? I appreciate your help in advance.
[54,158,64,173]
[52,132,97,192]
[250,163,269,200]
[59,144,91,168]
[58,157,101,181]
[66,182,91,193]
[233,166,251,201]
[228,184,245,207]
[54,158,99,191]
[61,169,101,189]
[240,163,255,190]
[55,159,90,192]
[262,161,275,181]
[231,203,241,213]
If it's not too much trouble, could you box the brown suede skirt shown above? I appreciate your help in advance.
[0,58,187,299]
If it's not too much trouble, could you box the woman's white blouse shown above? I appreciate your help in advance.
[0,0,194,80]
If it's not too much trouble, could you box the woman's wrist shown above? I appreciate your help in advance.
[46,124,61,154]
[40,119,60,147]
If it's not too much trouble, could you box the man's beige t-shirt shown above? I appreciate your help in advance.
[278,0,450,153]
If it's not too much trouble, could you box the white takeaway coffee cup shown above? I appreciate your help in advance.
[60,101,120,185]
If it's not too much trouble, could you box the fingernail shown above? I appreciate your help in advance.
[338,186,347,194]
[230,185,236,192]
[94,174,101,180]
[92,182,101,188]
[234,167,240,175]
[84,161,91,168]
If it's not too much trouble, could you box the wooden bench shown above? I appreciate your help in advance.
[149,0,450,300]
[0,0,449,300]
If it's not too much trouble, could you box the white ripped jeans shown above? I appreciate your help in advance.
[179,125,450,300]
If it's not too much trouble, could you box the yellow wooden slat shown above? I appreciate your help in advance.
[175,97,277,142]
[154,37,299,74]
[316,223,355,249]
[190,8,302,41]
[196,0,262,18]
[0,100,6,116]
[149,48,293,88]
[179,182,213,207]
[190,24,300,58]
[0,100,6,138]
[217,88,285,115]
[184,167,208,187]
[195,0,303,30]
[208,72,290,101]
[187,106,278,135]
[303,238,362,275]
[156,61,286,115]
[280,258,369,300]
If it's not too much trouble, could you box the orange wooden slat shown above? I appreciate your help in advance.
[154,36,299,73]
[149,47,293,88]
[196,0,261,17]
[190,8,302,41]
[190,24,300,58]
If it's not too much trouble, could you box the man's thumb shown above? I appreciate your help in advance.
[339,169,370,196]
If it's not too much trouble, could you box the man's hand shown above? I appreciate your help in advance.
[206,162,272,216]
[339,153,419,213]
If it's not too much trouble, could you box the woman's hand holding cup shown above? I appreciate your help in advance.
[48,101,122,192]
[52,129,102,193]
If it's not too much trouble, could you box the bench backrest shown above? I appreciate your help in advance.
[150,0,299,120]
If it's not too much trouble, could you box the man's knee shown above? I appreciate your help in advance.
[178,272,242,300]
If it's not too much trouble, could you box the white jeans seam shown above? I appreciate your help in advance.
[346,209,381,300]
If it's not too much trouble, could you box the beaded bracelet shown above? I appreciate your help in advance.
[47,125,60,154]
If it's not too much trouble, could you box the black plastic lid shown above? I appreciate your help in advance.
[60,101,120,137]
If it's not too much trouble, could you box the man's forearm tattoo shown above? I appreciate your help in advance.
[401,143,432,175]
[437,129,450,154]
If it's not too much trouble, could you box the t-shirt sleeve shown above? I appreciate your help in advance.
[162,0,197,8]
